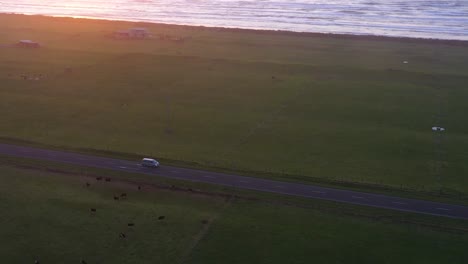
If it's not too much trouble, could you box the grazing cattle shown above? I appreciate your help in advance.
[114,196,119,201]
[138,185,141,190]
[105,177,111,182]
[85,182,90,187]
[90,208,96,212]
[119,232,126,238]
[188,188,193,192]
[120,193,127,198]
[81,260,87,264]
[96,176,103,181]
[127,223,135,227]
[158,216,165,220]
[34,260,40,264]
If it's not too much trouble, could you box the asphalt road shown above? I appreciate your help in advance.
[1,143,467,220]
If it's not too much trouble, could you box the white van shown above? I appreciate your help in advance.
[141,158,159,168]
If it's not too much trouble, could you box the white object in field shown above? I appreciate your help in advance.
[403,61,408,64]
[17,40,40,48]
[432,126,445,132]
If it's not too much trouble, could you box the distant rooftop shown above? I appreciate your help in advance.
[19,40,37,43]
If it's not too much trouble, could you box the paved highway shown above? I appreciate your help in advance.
[0,143,467,219]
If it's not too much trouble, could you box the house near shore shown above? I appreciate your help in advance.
[158,34,191,43]
[113,28,150,39]
[17,40,40,48]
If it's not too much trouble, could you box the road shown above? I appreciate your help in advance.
[0,143,467,220]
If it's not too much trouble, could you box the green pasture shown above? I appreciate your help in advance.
[1,14,468,193]
[0,166,225,264]
[189,200,468,264]
[1,166,467,264]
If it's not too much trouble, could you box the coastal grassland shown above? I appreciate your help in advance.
[1,166,468,264]
[188,200,468,264]
[1,14,468,194]
[0,165,226,264]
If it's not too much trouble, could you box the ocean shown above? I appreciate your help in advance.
[1,0,467,40]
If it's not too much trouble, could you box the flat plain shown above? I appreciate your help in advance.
[1,14,468,194]
[1,166,467,264]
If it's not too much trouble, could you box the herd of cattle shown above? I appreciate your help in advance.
[33,176,167,264]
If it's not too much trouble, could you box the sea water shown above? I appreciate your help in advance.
[1,0,467,40]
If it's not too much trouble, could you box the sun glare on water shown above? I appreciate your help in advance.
[2,0,468,40]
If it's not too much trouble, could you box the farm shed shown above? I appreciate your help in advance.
[17,40,40,48]
[113,28,150,39]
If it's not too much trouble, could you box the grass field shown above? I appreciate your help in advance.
[1,14,468,194]
[189,201,468,264]
[1,165,468,264]
[0,165,226,263]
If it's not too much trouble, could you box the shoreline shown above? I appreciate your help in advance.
[2,12,468,47]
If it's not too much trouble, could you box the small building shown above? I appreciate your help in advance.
[129,28,149,38]
[113,28,150,39]
[113,30,131,39]
[17,40,40,48]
